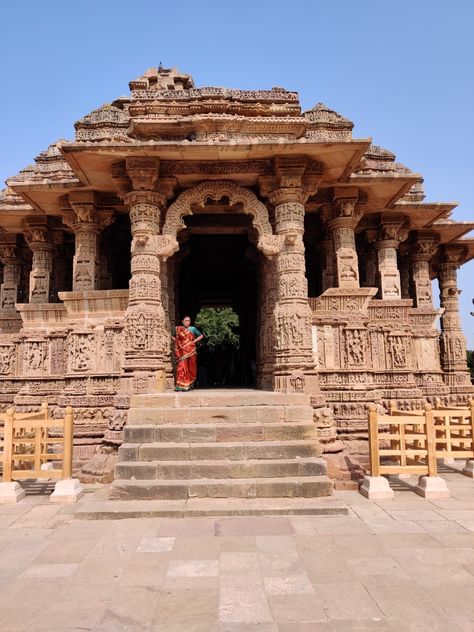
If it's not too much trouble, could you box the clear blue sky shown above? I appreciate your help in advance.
[1,0,473,345]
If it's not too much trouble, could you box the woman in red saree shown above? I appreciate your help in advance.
[173,316,204,391]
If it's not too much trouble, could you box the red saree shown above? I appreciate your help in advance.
[175,326,198,391]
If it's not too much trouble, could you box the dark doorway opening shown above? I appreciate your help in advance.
[176,234,258,387]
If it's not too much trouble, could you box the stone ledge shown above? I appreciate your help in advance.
[71,496,349,519]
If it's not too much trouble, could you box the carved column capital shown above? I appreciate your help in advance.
[408,231,439,263]
[0,234,21,265]
[439,243,468,268]
[322,193,363,232]
[122,190,165,208]
[125,157,160,191]
[23,216,54,250]
[259,155,322,207]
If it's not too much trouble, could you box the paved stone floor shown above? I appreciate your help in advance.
[1,470,474,631]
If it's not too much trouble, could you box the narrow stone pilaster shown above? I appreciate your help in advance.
[24,217,55,303]
[408,232,438,307]
[437,245,470,384]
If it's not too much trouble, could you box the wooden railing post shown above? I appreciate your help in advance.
[63,407,74,479]
[368,403,380,477]
[2,408,15,483]
[468,398,474,447]
[424,403,437,477]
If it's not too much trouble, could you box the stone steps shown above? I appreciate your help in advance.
[112,389,332,505]
[127,405,313,424]
[129,391,311,408]
[110,475,333,500]
[115,457,327,480]
[120,440,321,462]
[74,497,349,519]
[123,422,318,443]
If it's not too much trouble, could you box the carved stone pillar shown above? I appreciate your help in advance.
[272,197,314,378]
[258,156,322,391]
[121,158,175,391]
[323,191,362,289]
[24,217,55,303]
[63,192,114,291]
[408,232,438,307]
[0,235,23,311]
[437,245,470,384]
[373,217,408,299]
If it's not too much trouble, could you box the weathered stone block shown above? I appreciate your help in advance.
[139,444,190,461]
[284,406,314,423]
[115,462,158,480]
[189,443,244,461]
[123,425,155,443]
[118,444,139,461]
[216,425,264,442]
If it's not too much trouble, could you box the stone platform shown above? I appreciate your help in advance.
[112,389,333,501]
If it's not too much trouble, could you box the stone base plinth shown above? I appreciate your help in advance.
[0,482,26,504]
[359,475,394,499]
[415,476,450,499]
[462,460,474,478]
[50,478,84,503]
[438,457,456,468]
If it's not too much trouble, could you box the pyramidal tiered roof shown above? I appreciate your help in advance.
[1,65,472,262]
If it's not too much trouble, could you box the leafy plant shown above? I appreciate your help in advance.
[195,307,240,349]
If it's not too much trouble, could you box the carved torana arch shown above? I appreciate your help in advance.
[158,180,284,258]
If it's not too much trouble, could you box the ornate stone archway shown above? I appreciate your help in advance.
[157,181,284,258]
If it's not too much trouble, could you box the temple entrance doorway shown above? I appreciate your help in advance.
[175,234,259,388]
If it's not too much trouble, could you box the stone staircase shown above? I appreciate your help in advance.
[111,389,333,500]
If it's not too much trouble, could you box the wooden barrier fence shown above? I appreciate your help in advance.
[367,403,438,478]
[389,398,474,465]
[1,404,74,483]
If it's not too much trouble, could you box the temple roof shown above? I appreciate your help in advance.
[1,65,472,262]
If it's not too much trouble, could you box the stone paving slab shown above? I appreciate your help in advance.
[0,472,473,630]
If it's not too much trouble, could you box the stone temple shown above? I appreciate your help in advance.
[0,66,473,497]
